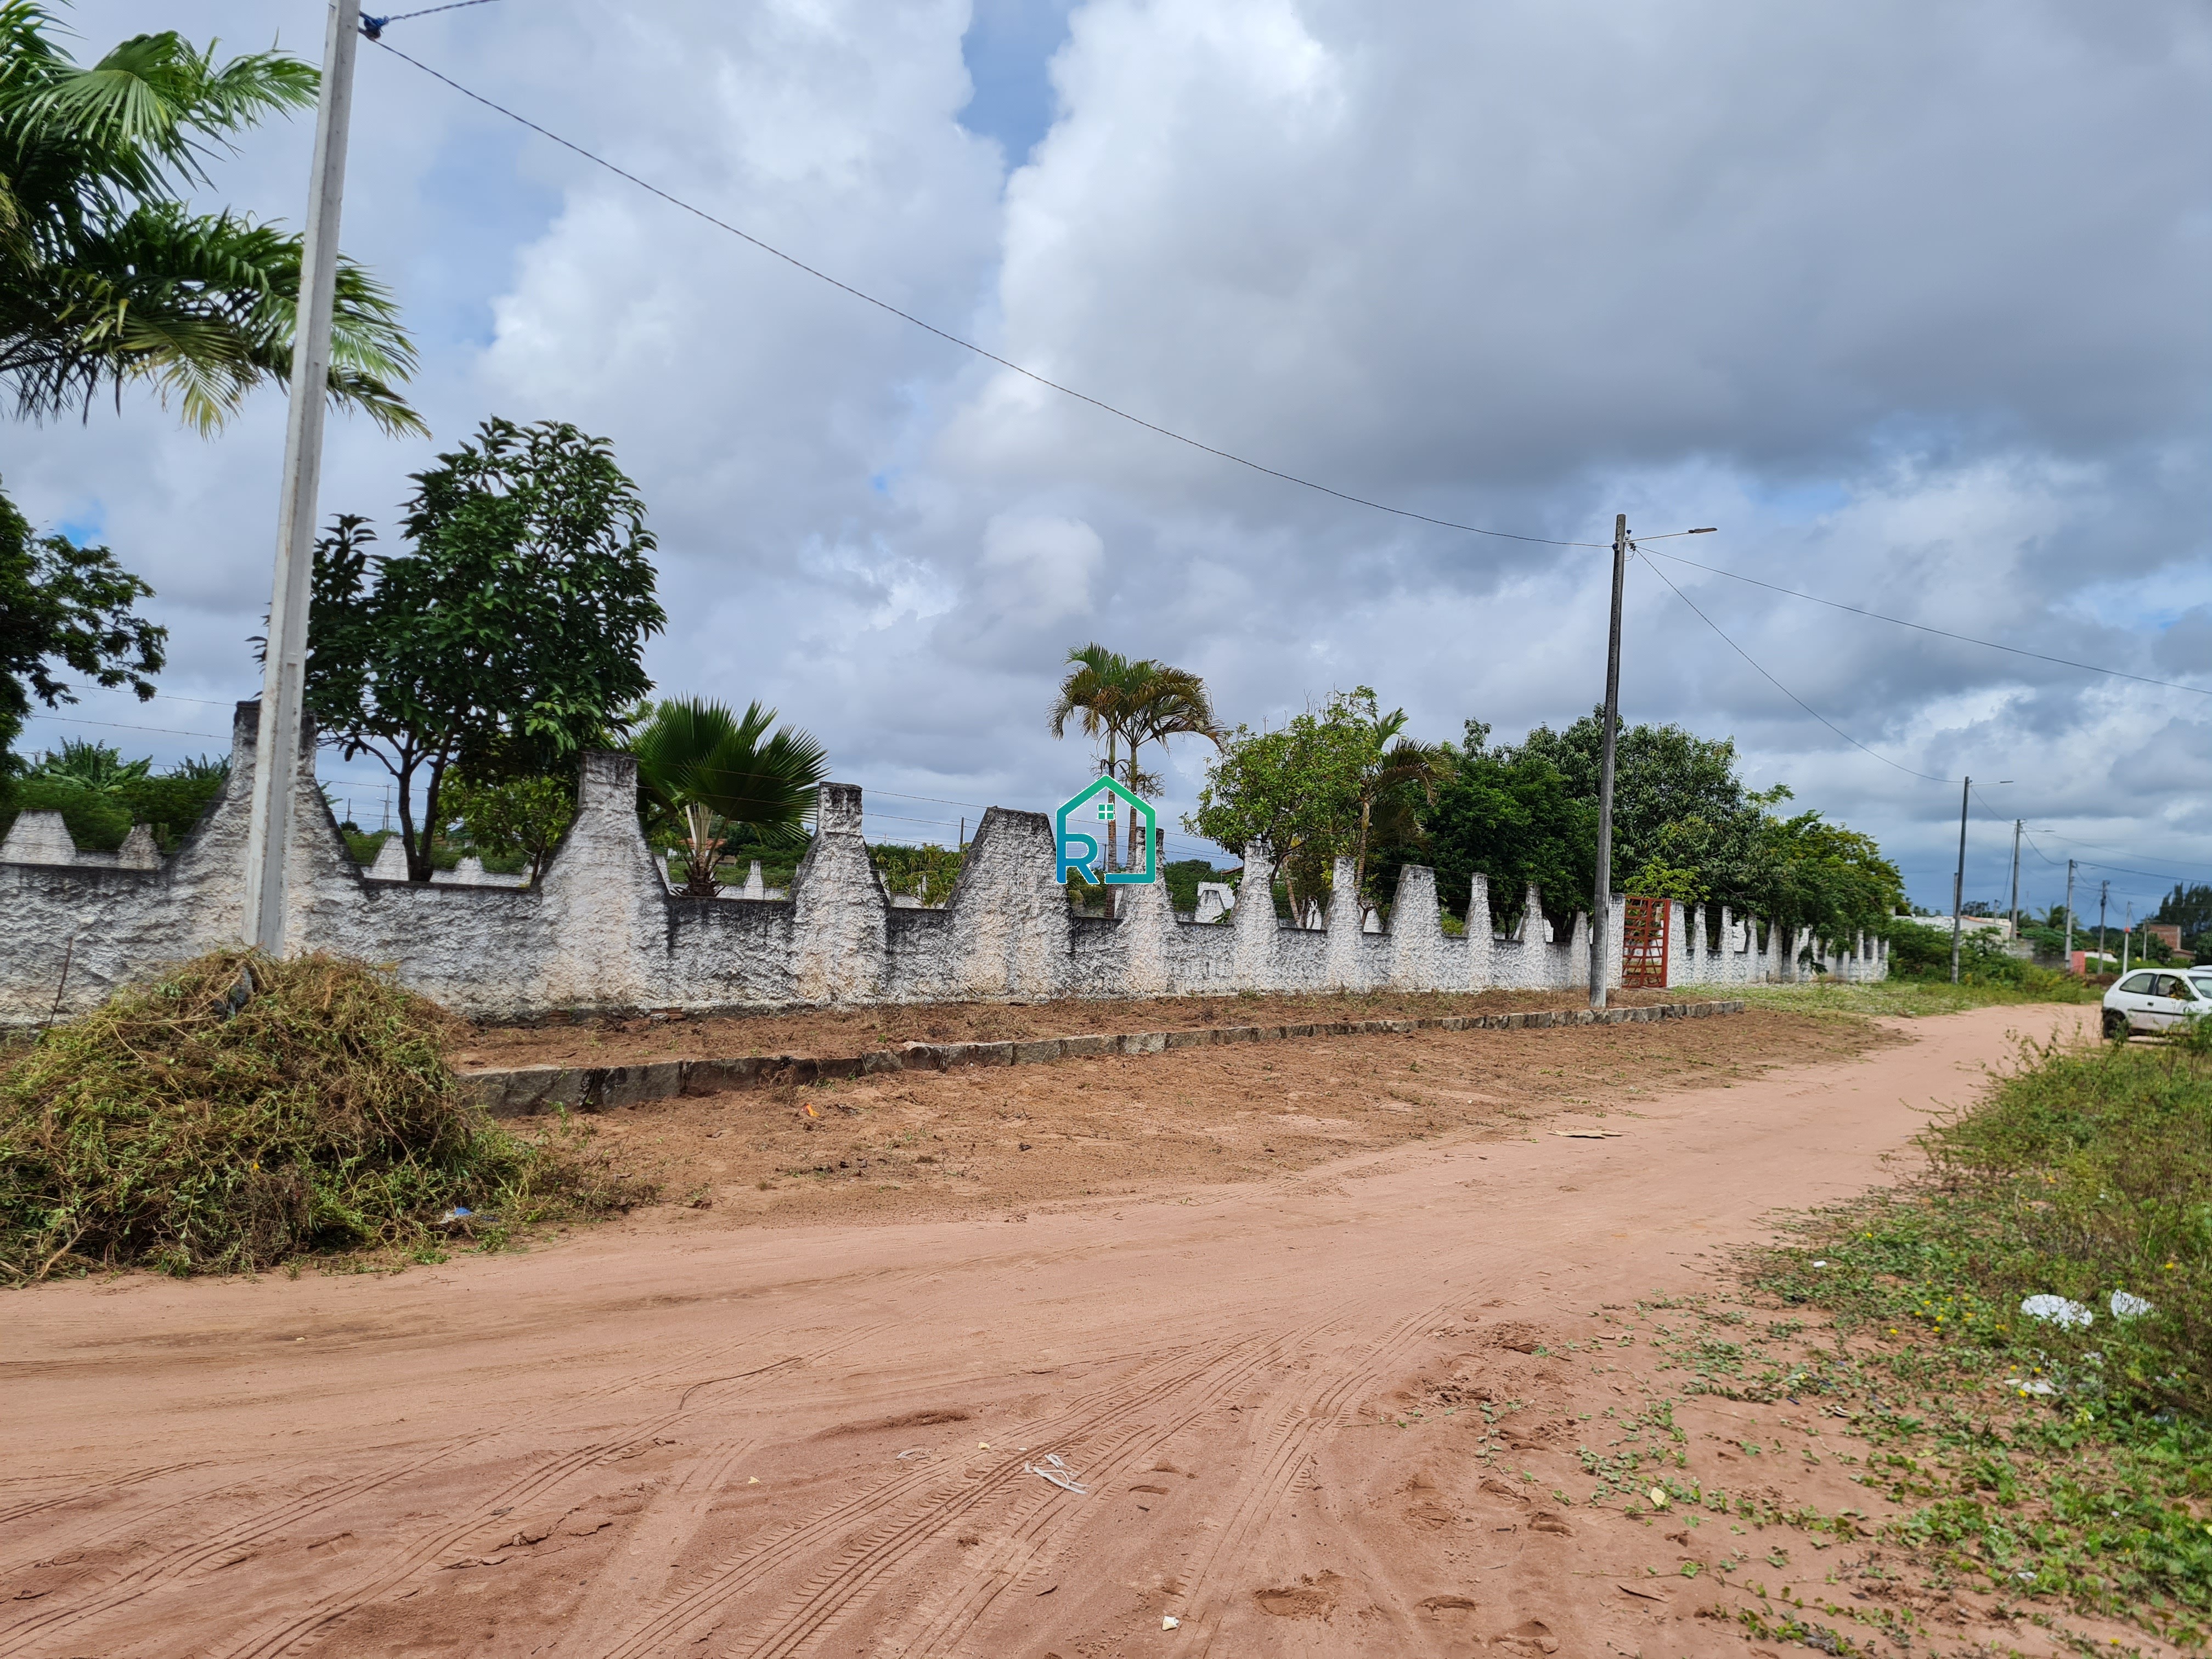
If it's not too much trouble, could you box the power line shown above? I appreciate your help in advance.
[365,38,1635,551]
[361,0,500,35]
[20,710,230,742]
[1632,549,1952,784]
[1642,545,2212,699]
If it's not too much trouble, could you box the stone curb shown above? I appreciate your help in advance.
[464,998,1745,1119]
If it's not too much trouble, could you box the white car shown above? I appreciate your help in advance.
[2102,969,2212,1039]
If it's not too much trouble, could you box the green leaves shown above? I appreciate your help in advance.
[0,3,417,431]
[0,477,165,759]
[628,698,828,894]
[306,420,667,881]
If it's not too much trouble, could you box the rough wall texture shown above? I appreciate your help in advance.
[0,702,1887,1025]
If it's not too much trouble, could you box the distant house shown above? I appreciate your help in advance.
[2147,922,2183,952]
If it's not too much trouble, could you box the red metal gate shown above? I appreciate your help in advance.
[1622,895,1669,988]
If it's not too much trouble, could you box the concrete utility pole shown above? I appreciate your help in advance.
[1589,513,1628,1010]
[241,0,363,953]
[2008,819,2022,938]
[1948,776,1971,985]
[2063,859,2076,969]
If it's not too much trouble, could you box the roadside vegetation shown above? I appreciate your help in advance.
[1745,973,2092,1021]
[0,951,643,1281]
[1703,1030,2212,1648]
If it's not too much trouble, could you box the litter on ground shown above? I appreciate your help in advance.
[2109,1290,2154,1319]
[2020,1294,2093,1329]
[1023,1452,1088,1495]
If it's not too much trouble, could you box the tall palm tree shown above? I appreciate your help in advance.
[629,698,828,896]
[1119,662,1219,868]
[0,4,419,433]
[1047,643,1138,870]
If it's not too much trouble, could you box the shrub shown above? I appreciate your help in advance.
[1,951,637,1278]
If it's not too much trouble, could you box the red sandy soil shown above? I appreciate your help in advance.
[447,987,1711,1073]
[3,1002,2142,1659]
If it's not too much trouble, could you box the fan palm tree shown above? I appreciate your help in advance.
[629,698,828,896]
[1047,642,1138,870]
[0,4,420,433]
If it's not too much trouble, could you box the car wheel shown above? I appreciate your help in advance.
[2103,1009,2129,1041]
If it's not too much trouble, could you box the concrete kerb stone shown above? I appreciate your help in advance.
[467,998,1747,1118]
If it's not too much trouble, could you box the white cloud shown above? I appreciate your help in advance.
[9,0,2212,907]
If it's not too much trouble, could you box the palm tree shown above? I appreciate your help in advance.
[0,5,420,433]
[1348,703,1449,916]
[1119,662,1219,868]
[1047,643,1138,870]
[629,698,828,896]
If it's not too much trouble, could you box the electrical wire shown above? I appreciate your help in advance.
[364,38,1647,551]
[20,710,230,742]
[1632,549,1953,784]
[359,0,500,36]
[1641,545,2212,699]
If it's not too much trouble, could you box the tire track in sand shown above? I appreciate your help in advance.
[0,1322,886,1659]
[215,1325,899,1659]
[1178,1302,1451,1657]
[583,1335,1272,1659]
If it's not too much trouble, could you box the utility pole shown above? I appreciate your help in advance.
[2063,859,2075,969]
[2121,901,2132,976]
[1948,776,1971,985]
[1589,513,1628,1010]
[2097,880,2109,974]
[240,0,363,953]
[2008,819,2022,940]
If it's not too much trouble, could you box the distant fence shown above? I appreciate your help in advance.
[0,702,1885,1025]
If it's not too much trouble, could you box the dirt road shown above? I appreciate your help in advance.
[1,1004,2094,1658]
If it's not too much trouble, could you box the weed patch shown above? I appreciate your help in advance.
[1745,977,2092,1022]
[1,951,645,1279]
[1725,1035,2212,1646]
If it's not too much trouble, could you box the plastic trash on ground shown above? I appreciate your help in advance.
[2109,1290,2155,1319]
[2019,1294,2093,1330]
[1023,1452,1087,1496]
[2004,1376,2058,1396]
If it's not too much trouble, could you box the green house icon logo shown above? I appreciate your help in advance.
[1055,776,1156,885]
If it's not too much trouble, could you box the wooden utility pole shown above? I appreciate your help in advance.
[1590,514,1628,1010]
[2097,879,2109,972]
[241,0,363,952]
[1948,776,1971,984]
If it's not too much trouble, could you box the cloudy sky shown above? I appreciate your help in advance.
[10,0,2211,921]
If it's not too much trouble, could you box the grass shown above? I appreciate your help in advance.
[1745,970,2094,1021]
[1741,1033,2212,1647]
[1,950,645,1279]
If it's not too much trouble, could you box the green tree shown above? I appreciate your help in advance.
[0,479,164,764]
[1119,659,1220,834]
[1515,708,1757,881]
[0,4,418,432]
[1186,694,1372,924]
[628,698,827,895]
[1413,719,1595,935]
[870,842,962,902]
[441,770,574,885]
[1047,644,1138,870]
[303,419,667,882]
